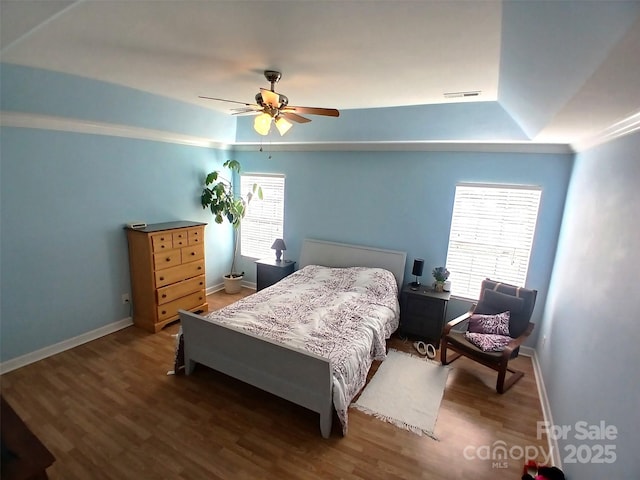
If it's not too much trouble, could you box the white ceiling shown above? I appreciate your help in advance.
[1,0,639,147]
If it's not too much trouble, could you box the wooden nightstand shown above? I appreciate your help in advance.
[255,259,296,291]
[400,285,451,347]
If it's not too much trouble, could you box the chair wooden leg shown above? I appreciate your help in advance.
[440,340,462,366]
[496,366,525,394]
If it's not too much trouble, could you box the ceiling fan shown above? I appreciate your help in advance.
[199,70,340,136]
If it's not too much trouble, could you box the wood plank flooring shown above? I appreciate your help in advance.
[1,288,550,479]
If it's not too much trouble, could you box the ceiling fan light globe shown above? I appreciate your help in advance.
[254,112,272,135]
[275,116,293,136]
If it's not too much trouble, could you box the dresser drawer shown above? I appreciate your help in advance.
[157,275,205,305]
[181,244,204,262]
[157,290,206,321]
[153,249,182,270]
[188,227,203,245]
[172,230,189,248]
[405,295,443,318]
[151,234,173,252]
[155,260,205,287]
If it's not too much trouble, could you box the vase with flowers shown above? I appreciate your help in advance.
[432,266,450,292]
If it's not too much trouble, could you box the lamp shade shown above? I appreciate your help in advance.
[271,238,287,251]
[271,238,287,261]
[274,116,292,136]
[412,259,424,276]
[253,113,272,135]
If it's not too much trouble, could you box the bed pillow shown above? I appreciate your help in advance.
[465,332,512,352]
[468,311,510,336]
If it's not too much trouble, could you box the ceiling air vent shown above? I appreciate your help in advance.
[443,90,481,99]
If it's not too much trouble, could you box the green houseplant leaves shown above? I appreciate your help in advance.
[201,160,262,278]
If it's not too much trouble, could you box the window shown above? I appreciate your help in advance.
[445,183,541,299]
[240,173,285,259]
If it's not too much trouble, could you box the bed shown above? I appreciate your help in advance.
[177,238,406,438]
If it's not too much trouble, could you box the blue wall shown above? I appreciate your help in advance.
[0,127,234,361]
[233,148,573,335]
[537,131,640,479]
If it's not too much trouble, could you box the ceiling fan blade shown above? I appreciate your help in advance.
[198,96,258,107]
[231,109,262,116]
[231,105,262,112]
[284,106,340,117]
[281,112,311,124]
[259,88,281,108]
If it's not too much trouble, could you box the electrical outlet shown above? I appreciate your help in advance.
[121,293,130,304]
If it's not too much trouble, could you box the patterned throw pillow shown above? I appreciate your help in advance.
[465,332,512,352]
[468,311,511,336]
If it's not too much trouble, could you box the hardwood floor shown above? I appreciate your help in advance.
[1,288,550,479]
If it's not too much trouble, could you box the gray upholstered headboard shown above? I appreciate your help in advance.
[299,238,406,291]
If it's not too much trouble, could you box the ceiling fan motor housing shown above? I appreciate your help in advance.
[255,92,288,111]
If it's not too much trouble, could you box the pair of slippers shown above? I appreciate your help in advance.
[413,341,437,360]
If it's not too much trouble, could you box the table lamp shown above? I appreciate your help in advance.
[271,238,287,262]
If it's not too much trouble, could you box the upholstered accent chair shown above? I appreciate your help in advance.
[440,279,537,393]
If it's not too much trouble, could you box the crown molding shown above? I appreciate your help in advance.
[233,140,574,154]
[572,111,640,152]
[0,111,233,150]
[1,111,574,154]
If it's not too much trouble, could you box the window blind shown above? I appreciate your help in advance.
[240,173,285,259]
[445,184,541,299]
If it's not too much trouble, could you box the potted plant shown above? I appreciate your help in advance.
[432,266,450,292]
[201,160,262,293]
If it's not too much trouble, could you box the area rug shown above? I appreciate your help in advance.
[352,349,449,439]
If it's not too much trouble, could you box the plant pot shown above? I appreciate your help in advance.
[223,274,243,294]
[434,281,445,293]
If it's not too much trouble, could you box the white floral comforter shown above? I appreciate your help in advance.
[198,264,399,433]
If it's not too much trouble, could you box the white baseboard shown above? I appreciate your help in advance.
[206,281,256,296]
[206,283,224,295]
[0,317,133,375]
[1,281,261,375]
[519,345,535,357]
[528,348,562,469]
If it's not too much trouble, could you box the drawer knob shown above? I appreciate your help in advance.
[199,282,203,286]
[166,257,170,262]
[191,252,195,256]
[161,310,166,315]
[162,294,167,298]
[159,276,164,281]
[197,266,202,270]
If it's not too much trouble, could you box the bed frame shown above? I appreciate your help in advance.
[178,238,406,438]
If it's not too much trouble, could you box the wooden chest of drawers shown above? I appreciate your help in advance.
[126,221,208,333]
